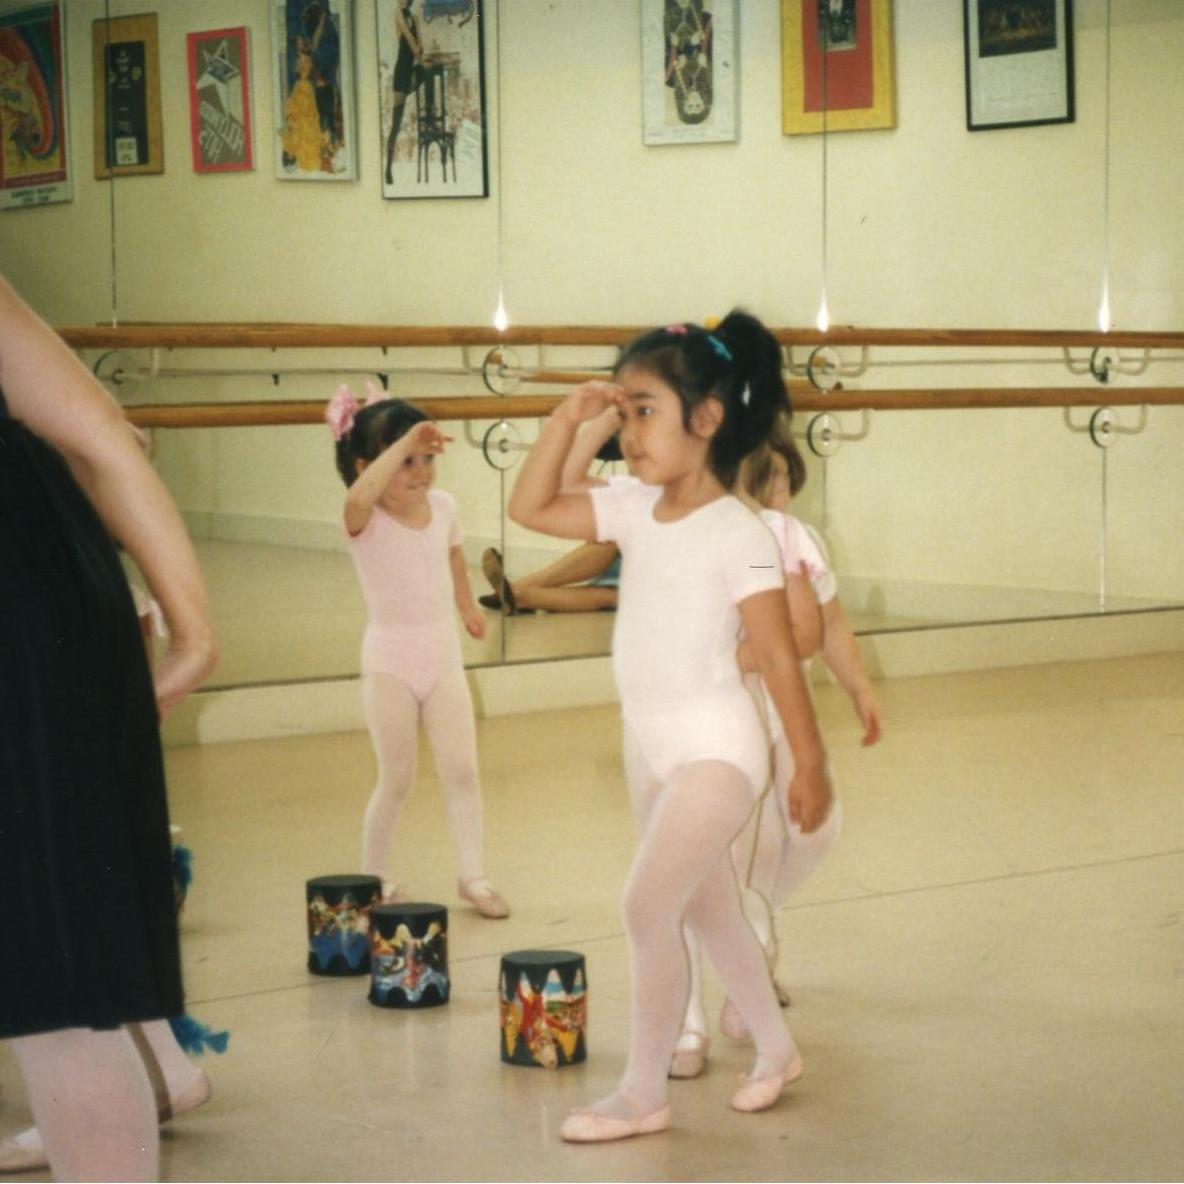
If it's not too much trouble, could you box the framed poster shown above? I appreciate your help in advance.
[641,0,738,146]
[0,1,70,209]
[187,26,254,173]
[964,0,1074,131]
[92,11,163,177]
[781,0,895,135]
[376,0,487,198]
[273,0,357,180]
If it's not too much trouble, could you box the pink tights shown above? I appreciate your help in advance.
[361,669,487,885]
[10,1026,157,1181]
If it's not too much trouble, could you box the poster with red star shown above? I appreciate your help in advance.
[187,27,254,173]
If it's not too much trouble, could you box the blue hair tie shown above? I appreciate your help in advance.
[705,333,732,363]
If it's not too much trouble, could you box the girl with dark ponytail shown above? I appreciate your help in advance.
[510,312,832,1143]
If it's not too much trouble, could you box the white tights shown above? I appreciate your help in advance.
[588,734,795,1120]
[682,730,842,1036]
[10,1026,157,1182]
[361,669,486,885]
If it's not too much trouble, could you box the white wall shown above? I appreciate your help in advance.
[2,0,1182,611]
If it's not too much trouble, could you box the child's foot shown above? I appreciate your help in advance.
[720,997,750,1041]
[380,881,410,905]
[729,1053,803,1113]
[668,1028,710,1079]
[480,548,518,614]
[457,877,510,919]
[0,1069,212,1173]
[559,1091,670,1143]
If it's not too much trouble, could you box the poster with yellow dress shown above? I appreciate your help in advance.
[272,0,356,180]
[0,2,71,210]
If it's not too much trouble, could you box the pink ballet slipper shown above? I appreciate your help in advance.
[559,1103,671,1144]
[458,877,510,919]
[668,1028,710,1079]
[729,1053,803,1114]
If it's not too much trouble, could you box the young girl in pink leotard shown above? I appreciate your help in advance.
[326,385,509,919]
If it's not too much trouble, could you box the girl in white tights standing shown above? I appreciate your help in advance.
[510,312,832,1142]
[673,424,882,1077]
[327,386,509,919]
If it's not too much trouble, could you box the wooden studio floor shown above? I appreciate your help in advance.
[2,653,1183,1181]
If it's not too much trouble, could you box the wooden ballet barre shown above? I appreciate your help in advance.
[122,387,1184,430]
[59,322,1184,352]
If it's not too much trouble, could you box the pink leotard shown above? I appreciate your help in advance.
[346,489,464,701]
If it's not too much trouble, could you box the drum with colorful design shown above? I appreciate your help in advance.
[499,949,587,1067]
[305,874,382,976]
[368,903,450,1008]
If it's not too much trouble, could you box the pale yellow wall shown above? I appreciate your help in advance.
[2,0,1181,607]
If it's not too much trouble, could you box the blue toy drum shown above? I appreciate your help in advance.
[306,874,382,976]
[369,903,450,1008]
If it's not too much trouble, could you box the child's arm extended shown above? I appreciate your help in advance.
[509,383,620,539]
[560,406,621,490]
[739,589,832,832]
[343,420,449,535]
[450,545,487,640]
[820,597,882,746]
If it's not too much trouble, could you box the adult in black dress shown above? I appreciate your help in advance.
[384,0,425,184]
[0,274,217,1181]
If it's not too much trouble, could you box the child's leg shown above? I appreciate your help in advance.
[10,1026,158,1182]
[361,673,421,890]
[421,666,485,881]
[586,749,783,1121]
[0,1020,212,1171]
[516,541,618,590]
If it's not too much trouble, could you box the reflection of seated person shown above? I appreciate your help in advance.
[480,407,623,616]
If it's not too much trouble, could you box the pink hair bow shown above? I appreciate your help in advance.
[363,379,389,407]
[325,384,360,441]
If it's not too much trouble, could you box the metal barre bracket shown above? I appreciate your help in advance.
[1062,347,1151,385]
[1062,404,1149,448]
[804,409,871,457]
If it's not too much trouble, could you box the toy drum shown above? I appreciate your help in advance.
[305,874,382,976]
[499,949,587,1068]
[368,903,450,1008]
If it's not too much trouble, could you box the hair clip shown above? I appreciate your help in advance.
[741,383,751,407]
[664,323,689,336]
[706,333,733,363]
[325,384,360,441]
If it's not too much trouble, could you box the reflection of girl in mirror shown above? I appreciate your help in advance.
[672,419,882,1080]
[384,0,425,184]
[509,312,832,1142]
[326,384,509,919]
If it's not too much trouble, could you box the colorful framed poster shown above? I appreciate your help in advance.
[964,0,1074,131]
[781,0,895,135]
[272,0,357,181]
[187,26,254,172]
[376,0,487,198]
[0,2,70,209]
[641,0,738,146]
[92,11,164,177]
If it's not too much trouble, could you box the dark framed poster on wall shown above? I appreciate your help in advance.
[376,0,487,199]
[92,11,164,177]
[964,0,1074,131]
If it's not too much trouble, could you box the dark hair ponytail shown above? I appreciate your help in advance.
[334,397,428,486]
[614,308,791,487]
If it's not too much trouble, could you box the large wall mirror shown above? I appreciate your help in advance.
[1,0,1181,694]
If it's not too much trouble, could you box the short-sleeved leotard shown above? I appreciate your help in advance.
[590,480,784,794]
[347,488,464,701]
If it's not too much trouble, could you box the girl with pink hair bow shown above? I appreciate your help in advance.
[325,383,510,919]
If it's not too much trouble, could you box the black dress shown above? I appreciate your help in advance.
[0,387,183,1039]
